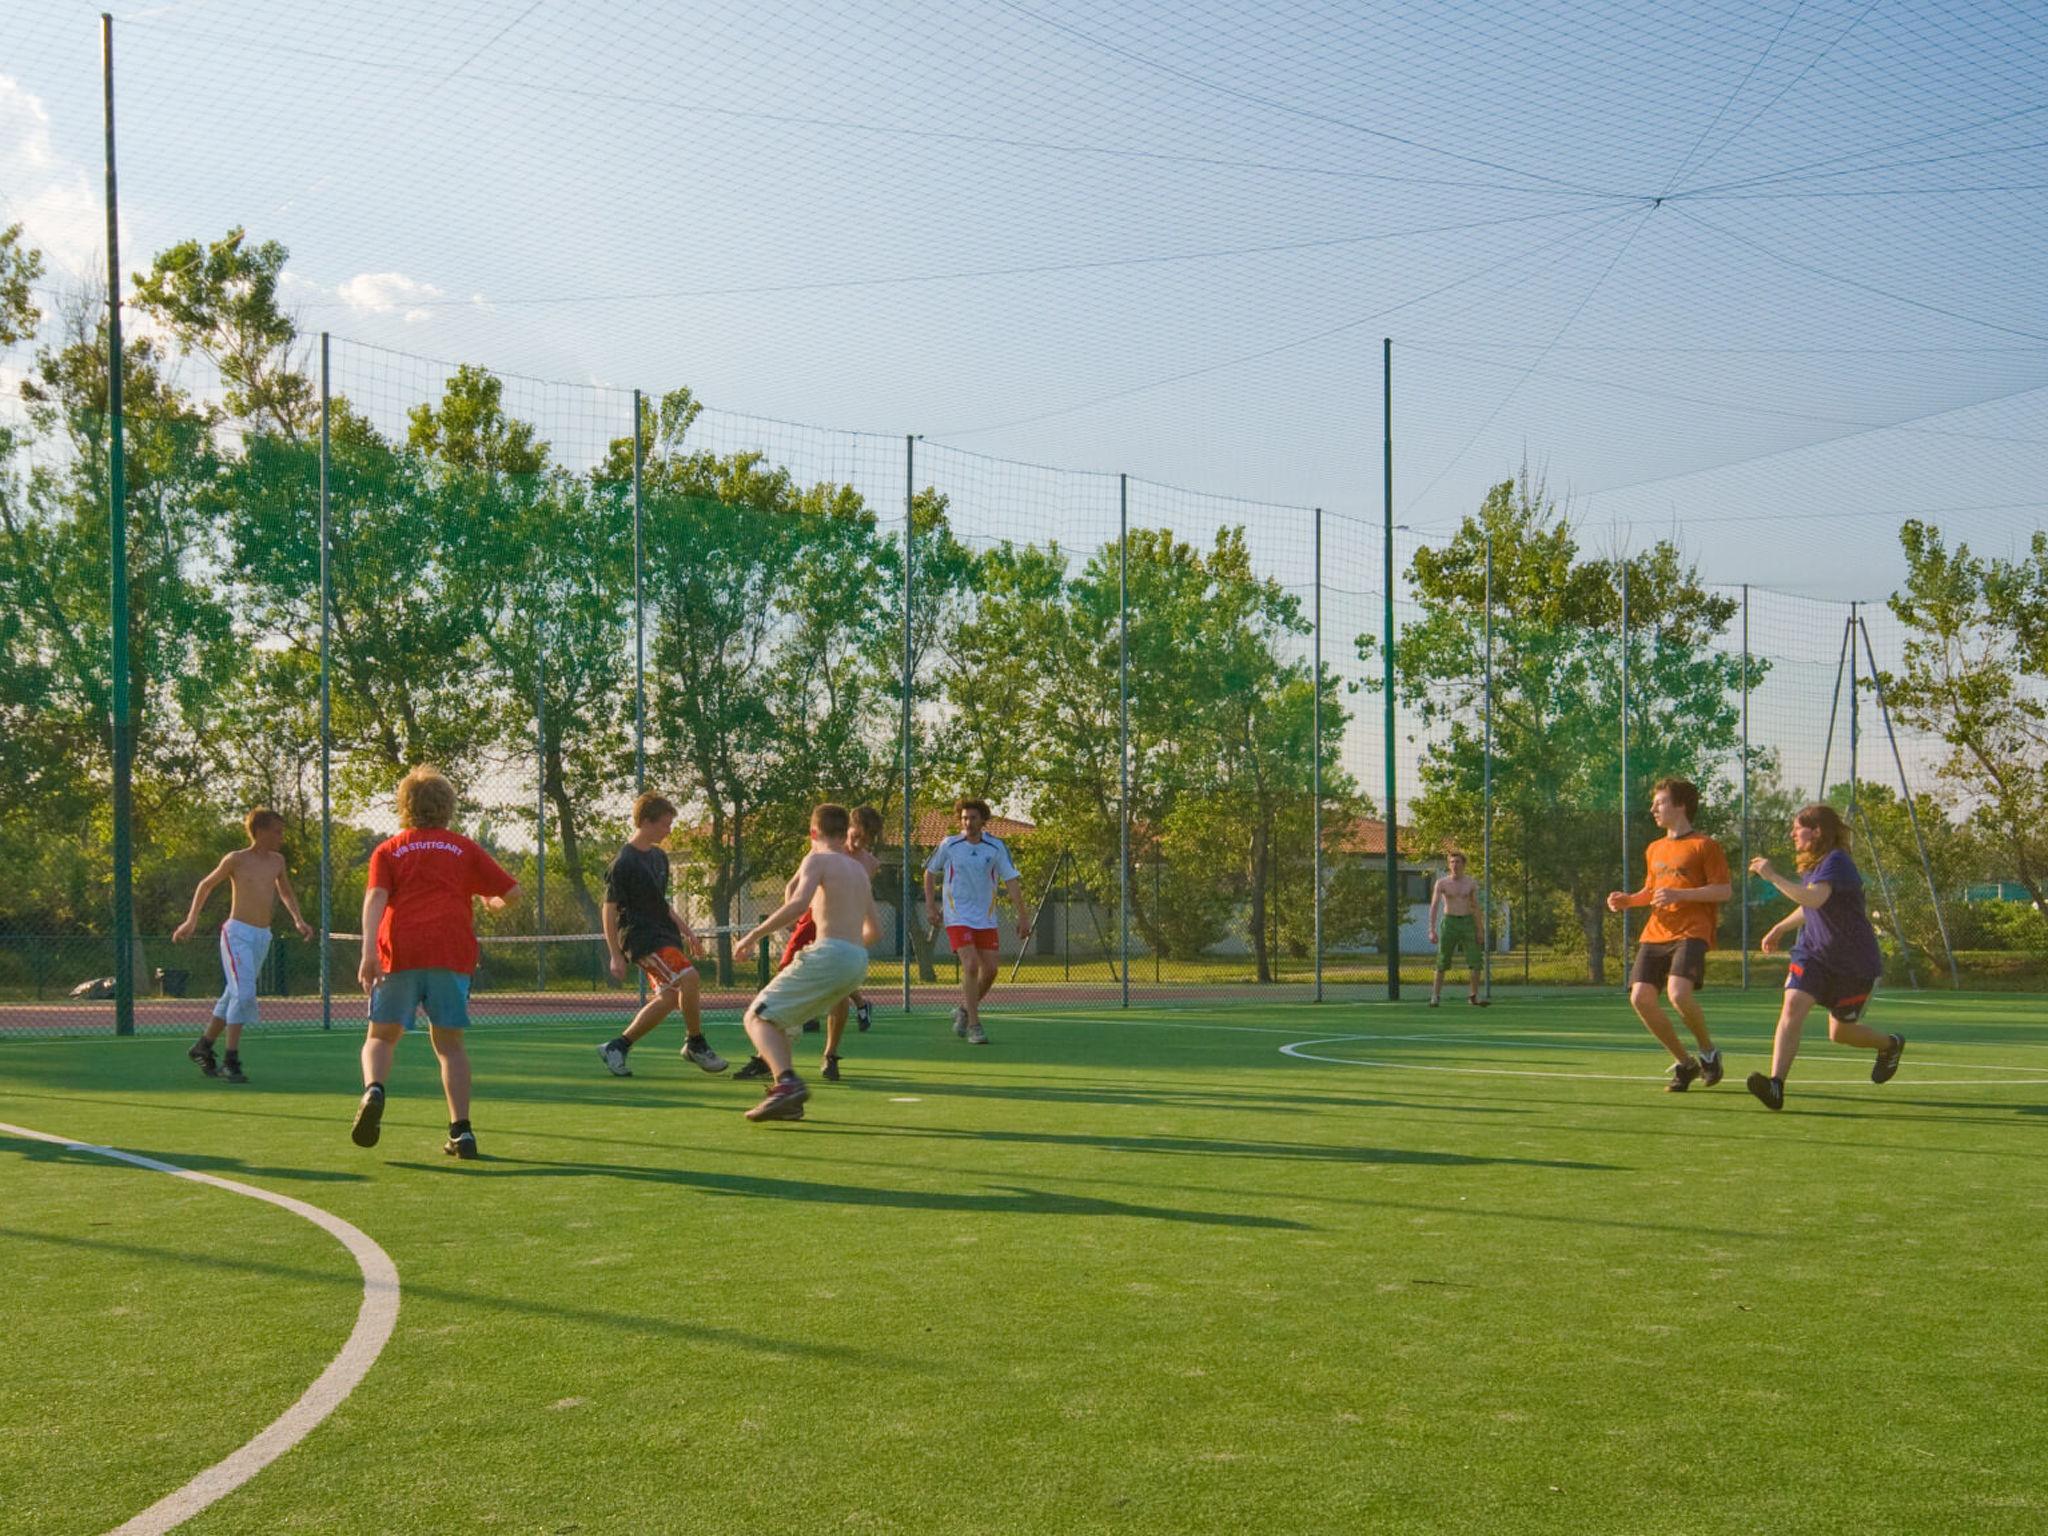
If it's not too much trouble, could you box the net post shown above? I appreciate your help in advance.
[102,13,135,1036]
[1382,338,1400,1001]
[1618,557,1630,962]
[319,333,332,1030]
[1483,528,1493,1002]
[632,390,646,1006]
[902,434,916,1014]
[1848,600,1859,820]
[1739,582,1750,991]
[535,615,547,990]
[1313,505,1323,1004]
[1119,473,1131,1010]
[1859,616,1961,989]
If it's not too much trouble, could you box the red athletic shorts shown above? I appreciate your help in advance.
[779,912,818,971]
[635,945,695,993]
[946,925,1000,952]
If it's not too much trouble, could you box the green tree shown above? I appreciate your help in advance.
[131,228,314,437]
[1365,474,1751,982]
[1875,520,2048,913]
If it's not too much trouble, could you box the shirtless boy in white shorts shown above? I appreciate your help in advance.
[172,808,315,1082]
[732,804,881,1122]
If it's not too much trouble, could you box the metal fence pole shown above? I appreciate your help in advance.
[1740,582,1750,991]
[1382,338,1400,1001]
[535,617,547,989]
[1848,599,1859,821]
[102,14,135,1034]
[902,434,916,1013]
[1618,558,1631,959]
[632,389,646,795]
[1483,529,1493,1002]
[1859,617,1961,989]
[1313,505,1323,1003]
[319,333,332,1030]
[1119,473,1131,1009]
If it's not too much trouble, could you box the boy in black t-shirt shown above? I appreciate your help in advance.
[596,794,727,1077]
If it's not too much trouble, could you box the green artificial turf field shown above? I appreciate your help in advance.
[3,991,2044,1535]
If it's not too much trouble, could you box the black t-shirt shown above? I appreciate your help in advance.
[605,842,683,960]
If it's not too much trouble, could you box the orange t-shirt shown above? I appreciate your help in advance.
[1638,832,1730,944]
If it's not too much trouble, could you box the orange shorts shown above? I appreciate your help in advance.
[946,925,1000,952]
[635,945,696,993]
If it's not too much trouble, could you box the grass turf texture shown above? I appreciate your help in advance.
[2,993,2044,1535]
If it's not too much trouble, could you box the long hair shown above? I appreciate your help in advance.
[1793,802,1850,874]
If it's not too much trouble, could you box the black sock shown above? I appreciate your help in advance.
[366,1081,384,1097]
[608,1034,631,1053]
[450,1118,471,1136]
[776,1069,797,1084]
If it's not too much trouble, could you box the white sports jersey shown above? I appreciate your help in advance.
[925,833,1019,930]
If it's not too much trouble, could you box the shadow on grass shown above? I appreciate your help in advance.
[3,1135,369,1184]
[827,1121,1619,1172]
[846,1073,1523,1117]
[0,1226,924,1371]
[413,1154,1314,1229]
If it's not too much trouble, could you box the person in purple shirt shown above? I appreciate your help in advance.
[1744,802,1905,1111]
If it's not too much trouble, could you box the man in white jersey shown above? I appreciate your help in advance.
[923,798,1031,1045]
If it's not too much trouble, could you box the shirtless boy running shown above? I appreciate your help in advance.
[732,804,882,1122]
[172,808,315,1083]
[1429,851,1488,1007]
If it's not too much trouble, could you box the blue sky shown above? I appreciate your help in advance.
[6,0,2045,615]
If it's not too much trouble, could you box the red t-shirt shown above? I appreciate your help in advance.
[367,829,516,975]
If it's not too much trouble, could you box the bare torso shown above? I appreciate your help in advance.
[1435,875,1478,918]
[805,848,879,944]
[223,848,289,925]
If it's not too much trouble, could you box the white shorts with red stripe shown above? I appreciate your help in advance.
[215,918,272,1025]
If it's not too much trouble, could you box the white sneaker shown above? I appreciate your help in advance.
[965,1019,988,1046]
[952,1006,968,1038]
[598,1040,632,1077]
[681,1036,729,1074]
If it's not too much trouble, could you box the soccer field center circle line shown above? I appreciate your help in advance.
[0,1120,400,1536]
[1274,1036,2048,1086]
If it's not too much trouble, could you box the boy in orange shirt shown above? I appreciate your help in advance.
[1606,777,1731,1093]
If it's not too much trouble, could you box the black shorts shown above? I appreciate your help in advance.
[1785,957,1876,1023]
[1628,938,1708,990]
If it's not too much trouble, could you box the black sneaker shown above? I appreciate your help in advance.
[1666,1057,1703,1093]
[1698,1048,1724,1088]
[1872,1034,1905,1085]
[350,1087,385,1148]
[734,1054,772,1080]
[822,1053,841,1082]
[598,1038,633,1077]
[220,1056,248,1084]
[856,997,872,1032]
[682,1035,729,1074]
[1747,1072,1785,1112]
[188,1040,219,1078]
[444,1129,480,1159]
[745,1077,810,1122]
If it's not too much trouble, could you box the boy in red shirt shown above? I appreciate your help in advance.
[350,767,518,1158]
[1606,777,1731,1093]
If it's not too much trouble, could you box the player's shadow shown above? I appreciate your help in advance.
[408,1155,1316,1229]
[2,1136,370,1184]
[830,1121,1618,1171]
[849,1073,1519,1117]
[0,1225,926,1371]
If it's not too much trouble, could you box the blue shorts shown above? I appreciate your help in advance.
[1785,957,1877,1023]
[368,968,471,1030]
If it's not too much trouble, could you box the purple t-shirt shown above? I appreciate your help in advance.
[1791,848,1883,979]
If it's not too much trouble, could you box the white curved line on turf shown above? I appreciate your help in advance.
[1275,1038,2048,1086]
[0,1120,399,1536]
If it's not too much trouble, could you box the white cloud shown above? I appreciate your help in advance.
[337,271,444,325]
[0,75,104,281]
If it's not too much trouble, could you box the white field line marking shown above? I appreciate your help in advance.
[1275,1037,2048,1086]
[0,1121,399,1536]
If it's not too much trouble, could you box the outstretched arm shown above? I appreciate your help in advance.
[739,864,821,952]
[172,857,234,942]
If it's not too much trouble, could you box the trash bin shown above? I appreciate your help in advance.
[155,967,190,998]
